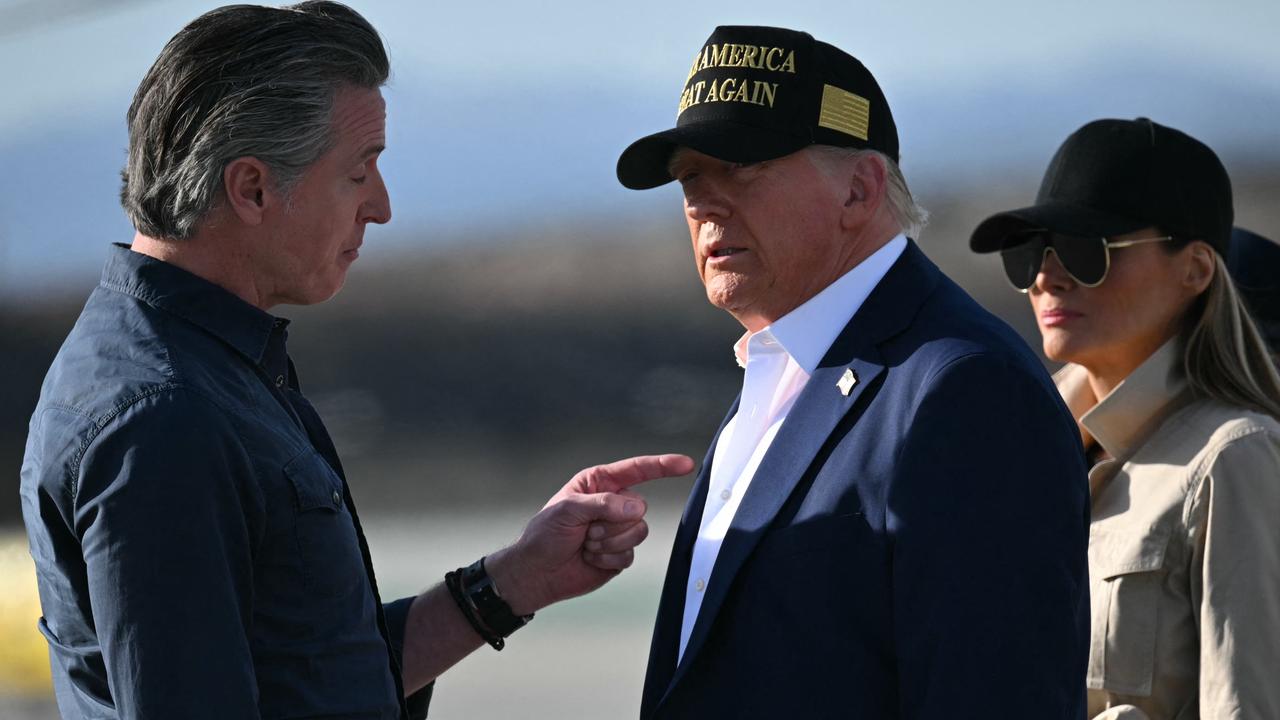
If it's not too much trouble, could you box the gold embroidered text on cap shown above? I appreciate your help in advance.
[818,85,870,141]
[616,25,901,190]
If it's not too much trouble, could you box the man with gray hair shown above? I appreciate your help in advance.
[616,26,1090,718]
[19,3,692,719]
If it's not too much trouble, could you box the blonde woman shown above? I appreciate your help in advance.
[970,118,1280,719]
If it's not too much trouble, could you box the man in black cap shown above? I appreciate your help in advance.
[618,25,1090,719]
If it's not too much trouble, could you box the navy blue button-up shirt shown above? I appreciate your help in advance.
[19,245,431,719]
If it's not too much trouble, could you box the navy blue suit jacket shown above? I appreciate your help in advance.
[641,242,1090,719]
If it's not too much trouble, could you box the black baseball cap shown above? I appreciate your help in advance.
[1228,227,1280,352]
[970,118,1234,254]
[616,25,898,190]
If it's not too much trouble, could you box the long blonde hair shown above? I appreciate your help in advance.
[1183,254,1280,419]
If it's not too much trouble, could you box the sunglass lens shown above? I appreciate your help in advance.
[1053,235,1108,286]
[1000,237,1045,290]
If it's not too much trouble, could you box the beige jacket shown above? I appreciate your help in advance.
[1055,341,1280,720]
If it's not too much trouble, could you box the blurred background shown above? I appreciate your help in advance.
[2,0,1278,717]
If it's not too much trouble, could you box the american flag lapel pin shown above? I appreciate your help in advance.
[837,368,858,396]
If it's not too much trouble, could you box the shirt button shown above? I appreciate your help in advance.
[694,578,706,592]
[720,489,732,501]
[332,490,342,505]
[274,374,285,387]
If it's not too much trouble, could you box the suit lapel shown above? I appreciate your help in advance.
[655,241,941,708]
[640,397,738,717]
[665,353,885,694]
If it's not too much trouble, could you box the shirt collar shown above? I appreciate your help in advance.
[732,234,908,372]
[1076,338,1188,460]
[99,243,289,368]
[732,327,786,369]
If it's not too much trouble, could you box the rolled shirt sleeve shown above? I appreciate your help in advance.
[73,388,265,719]
[383,597,433,719]
[1190,426,1280,718]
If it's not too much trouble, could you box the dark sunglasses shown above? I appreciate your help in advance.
[999,232,1174,291]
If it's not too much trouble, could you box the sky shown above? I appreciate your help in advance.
[1,0,1278,296]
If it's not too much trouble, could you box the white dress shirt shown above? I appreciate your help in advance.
[678,234,907,661]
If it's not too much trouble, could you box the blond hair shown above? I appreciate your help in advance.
[1183,254,1280,419]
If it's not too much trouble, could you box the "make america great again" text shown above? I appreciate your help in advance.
[677,43,797,115]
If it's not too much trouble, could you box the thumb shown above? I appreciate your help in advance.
[554,492,647,527]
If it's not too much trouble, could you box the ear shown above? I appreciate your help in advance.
[839,153,888,231]
[1182,240,1216,296]
[222,157,278,226]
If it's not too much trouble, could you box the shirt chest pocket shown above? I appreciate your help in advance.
[284,450,366,600]
[1087,530,1170,697]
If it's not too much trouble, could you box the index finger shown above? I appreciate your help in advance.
[578,454,695,494]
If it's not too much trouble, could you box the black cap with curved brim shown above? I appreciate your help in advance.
[970,118,1233,254]
[968,202,1149,253]
[616,25,898,190]
[1228,227,1280,352]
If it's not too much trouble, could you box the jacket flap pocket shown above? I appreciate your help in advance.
[754,513,865,560]
[284,451,344,512]
[1090,531,1168,580]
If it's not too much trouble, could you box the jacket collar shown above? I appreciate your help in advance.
[750,234,907,373]
[1057,338,1187,462]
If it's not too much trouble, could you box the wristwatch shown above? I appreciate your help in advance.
[460,557,533,637]
[446,556,534,650]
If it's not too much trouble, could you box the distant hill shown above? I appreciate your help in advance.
[5,163,1277,525]
[2,47,1279,295]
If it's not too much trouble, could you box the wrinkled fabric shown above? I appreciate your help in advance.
[1057,341,1280,720]
[20,245,430,719]
[642,241,1091,719]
